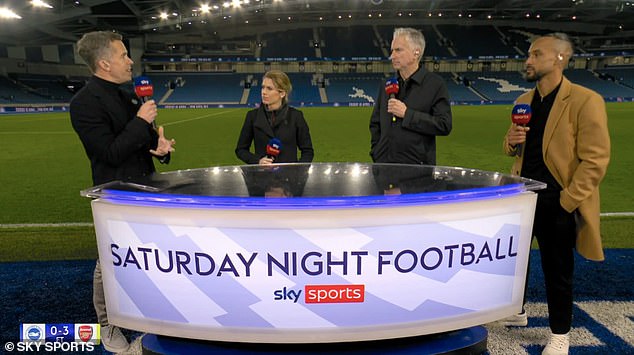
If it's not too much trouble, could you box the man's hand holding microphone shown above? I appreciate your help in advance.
[506,104,532,157]
[136,99,158,125]
[134,76,175,157]
[385,78,406,121]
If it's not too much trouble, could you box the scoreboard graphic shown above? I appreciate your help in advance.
[20,323,100,344]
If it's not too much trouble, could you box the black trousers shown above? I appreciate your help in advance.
[531,192,577,334]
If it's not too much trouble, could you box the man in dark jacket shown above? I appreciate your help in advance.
[370,27,452,165]
[70,31,175,353]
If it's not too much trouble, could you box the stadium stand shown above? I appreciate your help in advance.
[597,67,634,89]
[10,73,73,103]
[2,24,634,108]
[260,29,315,58]
[159,73,246,104]
[284,73,322,105]
[323,73,384,104]
[245,74,262,105]
[581,36,634,56]
[0,75,60,104]
[564,69,634,99]
[145,73,179,103]
[498,26,550,53]
[438,25,518,58]
[436,72,483,103]
[460,71,531,102]
[319,26,383,59]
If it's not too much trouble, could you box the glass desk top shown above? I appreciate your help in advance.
[81,163,545,209]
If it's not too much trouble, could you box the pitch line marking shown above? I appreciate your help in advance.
[0,109,233,133]
[161,110,233,126]
[1,212,631,229]
[0,222,93,229]
[601,212,634,217]
[0,131,74,135]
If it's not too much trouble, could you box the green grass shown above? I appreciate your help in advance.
[0,103,632,261]
[0,226,98,262]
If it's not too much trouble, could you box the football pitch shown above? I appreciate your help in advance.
[0,103,632,261]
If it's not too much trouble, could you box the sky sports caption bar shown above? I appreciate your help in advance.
[13,323,100,352]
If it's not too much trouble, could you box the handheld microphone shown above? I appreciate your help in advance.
[134,76,154,102]
[385,78,399,122]
[266,137,282,161]
[385,77,399,99]
[511,104,532,157]
[134,76,156,128]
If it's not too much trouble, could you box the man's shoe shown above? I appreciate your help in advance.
[499,311,528,326]
[542,332,569,355]
[101,325,129,353]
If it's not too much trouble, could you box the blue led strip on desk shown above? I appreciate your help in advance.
[101,183,527,210]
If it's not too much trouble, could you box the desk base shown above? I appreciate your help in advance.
[141,326,487,355]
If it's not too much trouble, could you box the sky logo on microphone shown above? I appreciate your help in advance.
[133,76,154,98]
[384,78,399,98]
[266,137,282,160]
[511,104,532,125]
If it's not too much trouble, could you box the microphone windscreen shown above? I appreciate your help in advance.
[134,76,154,98]
[511,104,532,125]
[385,77,399,97]
[266,137,282,158]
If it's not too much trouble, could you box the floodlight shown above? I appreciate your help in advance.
[0,7,21,19]
[31,0,53,9]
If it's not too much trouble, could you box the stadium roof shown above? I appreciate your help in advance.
[1,0,633,46]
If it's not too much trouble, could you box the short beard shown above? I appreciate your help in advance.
[523,70,541,83]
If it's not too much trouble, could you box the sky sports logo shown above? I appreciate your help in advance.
[306,284,365,304]
[274,284,365,304]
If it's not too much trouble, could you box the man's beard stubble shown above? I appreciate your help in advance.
[522,68,540,82]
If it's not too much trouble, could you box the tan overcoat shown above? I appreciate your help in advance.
[504,77,611,261]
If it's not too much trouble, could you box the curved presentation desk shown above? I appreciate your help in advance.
[81,163,544,350]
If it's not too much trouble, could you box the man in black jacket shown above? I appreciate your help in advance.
[370,27,452,165]
[70,31,175,353]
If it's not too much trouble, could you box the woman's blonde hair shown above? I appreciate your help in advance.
[263,70,292,104]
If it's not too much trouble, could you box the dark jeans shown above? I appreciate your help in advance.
[530,192,577,334]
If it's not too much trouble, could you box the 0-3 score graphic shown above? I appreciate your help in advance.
[4,323,101,352]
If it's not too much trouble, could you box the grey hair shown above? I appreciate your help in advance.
[393,27,426,59]
[76,31,122,73]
